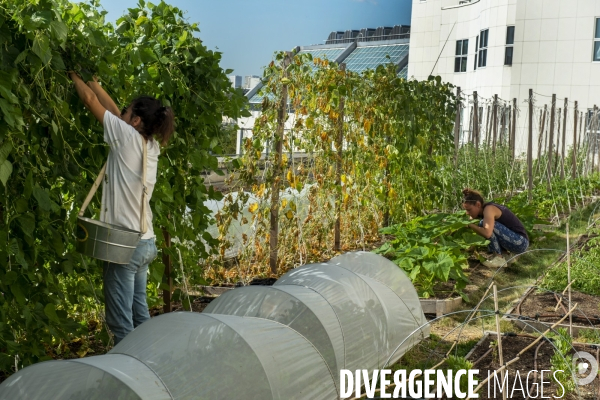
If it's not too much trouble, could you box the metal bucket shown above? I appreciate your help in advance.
[76,217,142,264]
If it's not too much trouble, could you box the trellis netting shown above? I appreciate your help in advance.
[0,252,428,399]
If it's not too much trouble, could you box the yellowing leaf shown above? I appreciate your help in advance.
[364,119,372,134]
[285,210,294,220]
[341,174,346,184]
[248,203,258,213]
[286,170,293,183]
[281,199,288,208]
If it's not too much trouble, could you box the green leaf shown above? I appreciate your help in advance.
[44,303,60,324]
[32,35,52,65]
[50,21,68,44]
[33,185,52,211]
[24,171,33,199]
[10,284,25,306]
[0,141,11,164]
[0,160,12,186]
[18,215,35,237]
[148,65,159,79]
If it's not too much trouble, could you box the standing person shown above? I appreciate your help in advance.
[70,72,174,344]
[462,188,529,268]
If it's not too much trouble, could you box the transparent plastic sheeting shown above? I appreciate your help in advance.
[204,285,344,390]
[0,252,426,400]
[110,312,337,399]
[275,254,428,373]
[0,354,170,400]
[206,251,428,386]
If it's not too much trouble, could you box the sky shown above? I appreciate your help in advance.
[99,0,413,77]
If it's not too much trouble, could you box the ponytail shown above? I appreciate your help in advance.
[130,96,175,146]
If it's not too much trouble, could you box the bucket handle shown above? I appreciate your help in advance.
[78,136,148,235]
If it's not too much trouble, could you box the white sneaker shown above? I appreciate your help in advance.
[482,255,507,268]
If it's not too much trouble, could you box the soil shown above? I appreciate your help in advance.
[516,290,600,327]
[467,334,600,399]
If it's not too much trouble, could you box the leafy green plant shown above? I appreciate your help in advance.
[0,0,248,374]
[445,356,474,394]
[376,212,488,298]
[542,235,600,296]
[549,328,576,395]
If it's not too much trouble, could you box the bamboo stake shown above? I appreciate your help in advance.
[485,105,491,147]
[555,280,576,312]
[572,101,578,179]
[528,89,533,201]
[547,94,556,191]
[493,284,507,400]
[467,303,579,400]
[511,98,517,160]
[537,108,545,164]
[567,222,572,335]
[561,98,568,179]
[269,51,293,275]
[335,63,346,249]
[556,108,561,175]
[474,91,479,156]
[454,87,461,167]
[493,94,498,153]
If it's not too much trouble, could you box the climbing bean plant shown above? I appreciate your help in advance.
[0,0,248,372]
[208,52,457,282]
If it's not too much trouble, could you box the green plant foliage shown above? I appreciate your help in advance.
[549,328,576,395]
[376,212,488,298]
[0,0,248,373]
[445,355,474,394]
[542,234,600,296]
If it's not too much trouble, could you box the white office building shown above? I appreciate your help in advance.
[408,0,600,153]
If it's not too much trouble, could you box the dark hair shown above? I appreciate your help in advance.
[462,188,484,205]
[129,96,174,146]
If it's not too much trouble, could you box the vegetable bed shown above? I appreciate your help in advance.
[466,332,599,400]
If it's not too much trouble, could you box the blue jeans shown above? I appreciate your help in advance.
[103,238,157,344]
[479,220,529,255]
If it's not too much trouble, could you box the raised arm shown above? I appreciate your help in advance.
[70,72,107,124]
[86,76,121,117]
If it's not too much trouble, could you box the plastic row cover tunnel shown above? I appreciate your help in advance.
[0,313,336,399]
[205,251,429,387]
[0,252,427,399]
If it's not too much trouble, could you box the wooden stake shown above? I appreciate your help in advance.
[493,284,507,400]
[454,87,461,167]
[528,89,533,201]
[537,107,546,170]
[486,105,492,147]
[572,101,578,179]
[566,222,572,336]
[556,108,561,175]
[547,94,556,190]
[269,51,293,275]
[493,94,498,153]
[335,63,346,249]
[500,105,506,145]
[512,98,517,160]
[474,91,479,156]
[467,303,579,400]
[561,98,568,179]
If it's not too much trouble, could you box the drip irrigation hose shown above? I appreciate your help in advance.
[525,341,544,400]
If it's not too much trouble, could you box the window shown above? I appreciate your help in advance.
[478,29,489,68]
[454,39,468,72]
[594,18,600,61]
[505,26,515,65]
[474,35,478,70]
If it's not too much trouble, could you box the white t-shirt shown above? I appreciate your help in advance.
[100,110,160,239]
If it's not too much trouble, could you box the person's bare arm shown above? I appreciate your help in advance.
[468,206,499,239]
[86,76,121,117]
[70,72,107,124]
